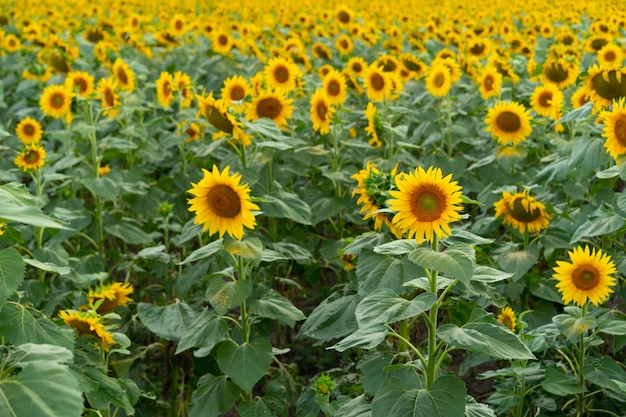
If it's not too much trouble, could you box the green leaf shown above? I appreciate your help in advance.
[82,365,136,413]
[0,344,82,417]
[249,289,306,327]
[217,338,273,392]
[471,266,513,283]
[0,183,68,229]
[180,239,224,264]
[0,302,74,349]
[409,243,475,283]
[82,176,121,200]
[239,398,276,417]
[570,214,625,244]
[557,102,592,123]
[334,394,371,417]
[206,279,253,315]
[260,191,312,225]
[438,309,535,360]
[297,294,359,341]
[330,323,388,352]
[373,240,417,256]
[23,258,72,275]
[597,315,626,335]
[371,375,466,417]
[584,356,626,400]
[175,309,229,355]
[104,223,153,244]
[356,289,436,327]
[465,396,497,417]
[357,254,422,297]
[0,248,25,307]
[223,237,263,263]
[498,247,539,281]
[188,374,240,417]
[137,301,199,341]
[541,368,584,396]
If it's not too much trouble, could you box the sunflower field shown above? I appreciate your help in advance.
[3,0,626,416]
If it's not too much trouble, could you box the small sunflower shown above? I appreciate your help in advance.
[187,165,259,240]
[485,101,533,145]
[112,58,136,92]
[58,309,115,351]
[310,89,334,135]
[601,97,626,161]
[64,70,95,98]
[597,43,624,67]
[182,121,202,143]
[174,71,193,108]
[264,56,301,93]
[346,56,367,76]
[322,68,348,105]
[15,116,43,144]
[363,65,393,102]
[156,71,175,109]
[388,166,464,243]
[571,86,590,109]
[14,144,46,171]
[335,34,353,55]
[212,29,232,55]
[221,75,251,107]
[97,77,120,119]
[197,91,251,146]
[400,53,426,79]
[530,84,564,119]
[169,13,187,38]
[497,307,517,331]
[39,84,73,120]
[246,90,294,129]
[493,189,551,234]
[478,65,502,100]
[88,282,134,315]
[364,101,383,148]
[425,62,452,97]
[553,246,616,306]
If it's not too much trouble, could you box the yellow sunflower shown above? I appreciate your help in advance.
[97,77,120,119]
[600,97,626,161]
[246,90,294,129]
[169,13,187,38]
[182,122,202,143]
[485,101,533,145]
[583,64,626,109]
[264,56,301,93]
[553,246,616,306]
[58,309,115,351]
[540,58,579,89]
[310,89,334,135]
[112,58,136,92]
[212,29,233,55]
[174,71,193,108]
[493,189,551,234]
[388,166,464,243]
[221,75,251,108]
[530,84,564,119]
[322,68,348,106]
[335,34,353,55]
[335,6,354,28]
[39,84,73,120]
[597,43,624,67]
[425,62,452,97]
[14,144,46,171]
[497,307,517,331]
[4,34,22,53]
[187,165,259,240]
[64,70,95,98]
[346,56,367,76]
[15,116,43,144]
[365,101,383,148]
[363,65,393,102]
[156,71,175,109]
[571,85,590,109]
[88,282,134,315]
[197,91,251,146]
[400,53,426,80]
[98,164,111,176]
[478,65,502,100]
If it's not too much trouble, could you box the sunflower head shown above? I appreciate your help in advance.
[484,101,533,145]
[89,282,134,315]
[310,89,334,135]
[530,84,564,119]
[58,309,116,351]
[497,307,517,331]
[39,84,74,120]
[15,116,43,144]
[14,144,46,172]
[425,62,452,97]
[600,97,626,161]
[584,64,626,109]
[246,90,294,129]
[493,189,551,234]
[65,70,95,98]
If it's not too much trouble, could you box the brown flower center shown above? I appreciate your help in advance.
[50,92,65,109]
[218,35,228,46]
[591,38,608,51]
[104,88,115,107]
[496,111,521,132]
[24,149,41,164]
[207,184,241,218]
[74,78,88,94]
[604,51,617,62]
[273,65,289,83]
[256,97,282,120]
[369,72,385,91]
[229,85,245,101]
[23,124,35,136]
[326,79,340,96]
[572,266,600,290]
[175,20,183,31]
[538,92,553,107]
[543,62,568,83]
[614,117,626,145]
[411,187,445,222]
[483,74,494,91]
[337,10,350,24]
[507,197,541,223]
[163,80,171,97]
[591,69,626,101]
[316,100,328,120]
[403,58,422,72]
[470,42,485,56]
[351,62,363,73]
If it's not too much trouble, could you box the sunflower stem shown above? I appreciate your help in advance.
[425,235,440,389]
[575,303,588,417]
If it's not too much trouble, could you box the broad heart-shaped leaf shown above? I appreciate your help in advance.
[569,214,625,244]
[465,396,497,417]
[357,253,422,297]
[584,356,626,400]
[0,247,25,307]
[239,398,276,417]
[137,301,199,341]
[541,368,584,396]
[175,309,230,356]
[471,266,513,283]
[334,394,372,417]
[330,323,388,352]
[297,294,359,342]
[0,182,68,229]
[498,246,539,281]
[223,237,263,263]
[104,223,153,245]
[438,309,535,360]
[409,243,475,284]
[356,289,436,327]
[82,365,137,413]
[206,278,253,315]
[260,190,312,225]
[371,375,466,417]
[249,288,306,327]
[0,302,74,349]
[216,338,273,393]
[0,345,82,417]
[188,374,240,417]
[180,239,224,265]
[373,240,418,256]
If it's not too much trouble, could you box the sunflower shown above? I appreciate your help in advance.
[540,58,579,89]
[351,161,403,238]
[311,42,332,60]
[583,64,626,108]
[553,246,616,306]
[434,57,462,83]
[478,65,502,100]
[388,166,464,243]
[246,90,294,129]
[494,189,551,234]
[156,71,175,109]
[335,6,354,27]
[365,102,383,148]
[322,68,347,105]
[169,13,186,38]
[187,165,259,240]
[221,75,251,108]
[64,70,95,98]
[182,122,202,143]
[600,97,626,161]
[112,58,136,92]
[14,144,46,171]
[485,101,533,145]
[39,84,73,120]
[597,43,624,67]
[98,164,111,176]
[530,84,564,119]
[97,77,120,119]
[363,65,392,102]
[335,34,353,55]
[212,29,232,55]
[497,307,517,331]
[400,53,426,79]
[4,34,22,53]
[15,116,43,144]
[264,56,301,93]
[197,91,251,146]
[310,89,334,135]
[466,38,491,60]
[58,309,115,351]
[571,86,590,109]
[174,71,193,108]
[88,282,134,315]
[346,56,367,76]
[425,62,452,97]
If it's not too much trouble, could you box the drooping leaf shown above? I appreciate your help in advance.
[330,323,388,352]
[0,302,74,349]
[188,374,240,417]
[206,278,253,315]
[409,243,475,283]
[180,239,224,265]
[0,183,68,229]
[357,253,422,297]
[356,289,436,327]
[176,309,230,355]
[104,222,153,244]
[260,191,312,225]
[137,301,199,341]
[216,338,273,392]
[541,368,584,396]
[249,288,306,327]
[297,294,359,342]
[498,246,539,281]
[569,214,624,244]
[0,248,25,307]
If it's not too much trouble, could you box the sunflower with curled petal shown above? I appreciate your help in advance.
[187,165,259,240]
[58,309,116,351]
[310,89,334,135]
[364,101,384,148]
[88,282,134,315]
[494,189,551,234]
[485,101,533,145]
[197,91,251,146]
[600,97,626,162]
[553,245,616,306]
[497,307,517,331]
[583,64,626,109]
[530,83,564,119]
[351,162,403,238]
[388,166,464,243]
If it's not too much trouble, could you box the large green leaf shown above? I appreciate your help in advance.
[356,289,436,327]
[409,243,475,283]
[175,309,230,356]
[104,223,153,244]
[0,248,25,307]
[498,246,539,281]
[216,338,273,392]
[330,323,388,352]
[0,302,74,349]
[180,239,224,265]
[569,214,624,244]
[82,365,136,413]
[206,278,253,315]
[0,183,68,229]
[0,344,82,417]
[249,288,306,327]
[223,237,263,263]
[334,394,372,417]
[357,253,421,297]
[260,191,312,225]
[541,368,584,396]
[297,294,359,341]
[239,398,277,417]
[371,375,466,417]
[137,301,199,341]
[188,374,240,417]
[438,309,535,360]
[584,356,626,400]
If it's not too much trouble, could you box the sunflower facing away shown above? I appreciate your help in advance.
[583,64,626,109]
[497,307,517,331]
[187,165,260,240]
[15,116,43,144]
[97,77,121,119]
[112,57,136,92]
[14,144,46,171]
[364,101,383,148]
[58,309,115,351]
[197,91,251,146]
[156,71,175,109]
[494,189,551,234]
[388,166,464,243]
[88,282,134,315]
[39,84,73,120]
[485,101,533,145]
[601,97,626,162]
[310,89,334,135]
[553,246,616,306]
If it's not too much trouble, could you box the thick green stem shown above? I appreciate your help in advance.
[398,319,409,353]
[575,304,588,417]
[425,236,439,389]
